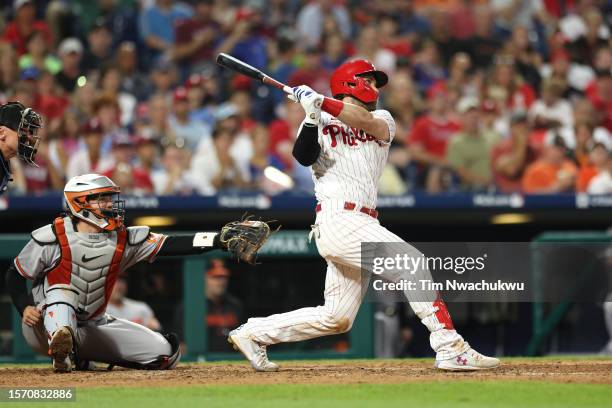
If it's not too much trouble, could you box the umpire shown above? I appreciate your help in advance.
[0,101,43,192]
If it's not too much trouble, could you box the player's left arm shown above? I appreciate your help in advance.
[125,219,273,266]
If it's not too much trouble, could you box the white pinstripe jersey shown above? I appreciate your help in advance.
[308,110,396,209]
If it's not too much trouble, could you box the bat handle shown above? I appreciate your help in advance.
[262,76,292,94]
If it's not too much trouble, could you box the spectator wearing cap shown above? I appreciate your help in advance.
[81,18,114,75]
[116,42,150,102]
[296,0,351,48]
[446,97,500,191]
[18,29,61,75]
[491,112,538,193]
[168,86,210,150]
[138,0,192,63]
[188,125,247,195]
[173,259,244,353]
[529,78,574,131]
[522,133,577,194]
[172,0,220,75]
[215,4,268,70]
[54,37,84,94]
[2,0,52,57]
[407,84,461,191]
[66,118,108,180]
[577,142,611,193]
[99,65,137,127]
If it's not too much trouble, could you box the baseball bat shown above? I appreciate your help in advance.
[216,53,293,95]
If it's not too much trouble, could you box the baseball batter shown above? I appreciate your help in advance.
[6,173,271,372]
[229,60,500,371]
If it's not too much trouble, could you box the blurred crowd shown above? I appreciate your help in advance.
[0,0,611,196]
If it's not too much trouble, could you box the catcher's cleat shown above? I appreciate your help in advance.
[228,325,279,372]
[49,326,74,373]
[435,346,500,371]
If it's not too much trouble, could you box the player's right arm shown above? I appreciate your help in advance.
[6,237,58,324]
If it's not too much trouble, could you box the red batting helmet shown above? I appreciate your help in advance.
[330,59,388,104]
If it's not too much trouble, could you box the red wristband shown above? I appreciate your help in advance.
[321,97,343,117]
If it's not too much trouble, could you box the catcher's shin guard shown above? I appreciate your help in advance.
[112,332,181,370]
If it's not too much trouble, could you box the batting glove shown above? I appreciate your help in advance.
[289,86,322,126]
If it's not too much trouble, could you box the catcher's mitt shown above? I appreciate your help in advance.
[220,216,276,264]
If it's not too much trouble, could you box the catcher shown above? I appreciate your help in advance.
[0,101,43,193]
[5,173,271,372]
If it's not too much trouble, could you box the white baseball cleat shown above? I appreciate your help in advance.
[49,326,73,373]
[435,347,500,371]
[228,325,279,372]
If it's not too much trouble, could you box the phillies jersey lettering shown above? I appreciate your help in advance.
[309,110,396,209]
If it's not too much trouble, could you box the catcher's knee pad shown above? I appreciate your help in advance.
[44,284,79,311]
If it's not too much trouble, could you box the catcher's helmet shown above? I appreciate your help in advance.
[64,174,125,231]
[0,101,42,165]
[330,59,388,104]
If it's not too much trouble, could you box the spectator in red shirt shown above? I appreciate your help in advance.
[407,85,461,192]
[2,0,52,57]
[173,0,219,74]
[491,112,538,193]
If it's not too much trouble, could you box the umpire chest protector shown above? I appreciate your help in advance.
[32,216,136,320]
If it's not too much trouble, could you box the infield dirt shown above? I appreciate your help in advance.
[1,359,610,387]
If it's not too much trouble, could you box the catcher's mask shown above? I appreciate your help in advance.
[64,174,125,231]
[0,102,42,165]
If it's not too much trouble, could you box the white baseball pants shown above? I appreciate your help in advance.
[244,199,469,360]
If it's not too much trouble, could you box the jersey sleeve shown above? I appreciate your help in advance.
[14,239,60,280]
[121,232,168,270]
[372,110,396,144]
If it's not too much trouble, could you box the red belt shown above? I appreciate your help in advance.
[315,201,378,219]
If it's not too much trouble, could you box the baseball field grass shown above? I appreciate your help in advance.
[1,357,611,408]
